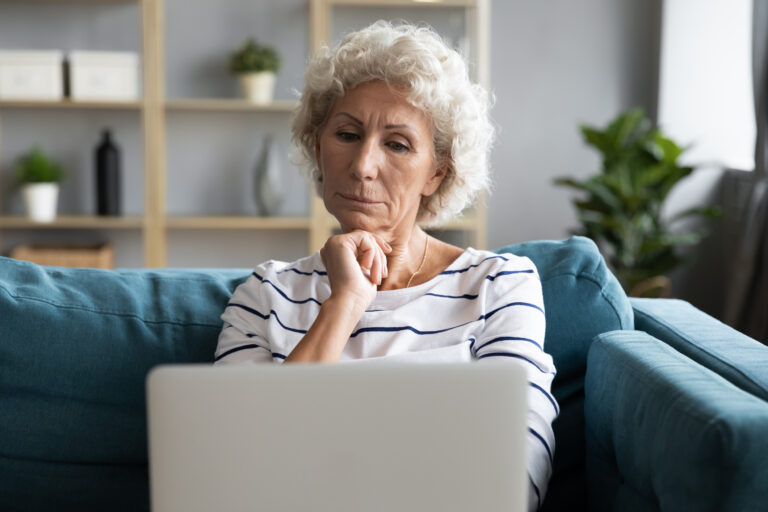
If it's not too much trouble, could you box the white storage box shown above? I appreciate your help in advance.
[0,50,64,100]
[69,51,140,101]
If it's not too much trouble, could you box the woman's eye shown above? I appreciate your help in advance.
[387,141,410,153]
[336,132,359,142]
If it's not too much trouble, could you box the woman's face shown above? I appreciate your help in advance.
[316,80,444,235]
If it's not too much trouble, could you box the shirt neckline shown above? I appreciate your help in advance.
[371,246,479,298]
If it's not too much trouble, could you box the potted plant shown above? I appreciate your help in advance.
[229,38,281,105]
[16,146,65,222]
[554,107,721,297]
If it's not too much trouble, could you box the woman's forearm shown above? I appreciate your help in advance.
[284,295,366,364]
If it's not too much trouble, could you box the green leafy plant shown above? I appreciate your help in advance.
[554,107,721,295]
[16,147,65,184]
[229,38,281,74]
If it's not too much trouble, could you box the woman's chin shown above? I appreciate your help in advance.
[333,210,389,234]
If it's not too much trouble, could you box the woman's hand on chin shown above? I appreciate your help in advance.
[320,230,392,313]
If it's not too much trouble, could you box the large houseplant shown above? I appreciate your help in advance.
[230,38,281,105]
[554,108,720,297]
[16,146,65,223]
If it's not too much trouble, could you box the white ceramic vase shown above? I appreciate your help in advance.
[22,183,59,222]
[239,72,276,105]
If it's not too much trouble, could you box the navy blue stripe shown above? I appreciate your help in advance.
[215,343,268,361]
[277,267,327,276]
[530,478,541,510]
[475,335,543,352]
[439,255,509,275]
[476,352,556,374]
[227,303,308,335]
[468,337,476,353]
[350,300,543,338]
[252,271,323,306]
[273,353,287,360]
[530,382,560,414]
[424,292,479,300]
[484,301,544,318]
[485,269,535,281]
[529,427,554,463]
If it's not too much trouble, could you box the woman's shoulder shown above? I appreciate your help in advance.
[254,251,325,278]
[462,247,539,274]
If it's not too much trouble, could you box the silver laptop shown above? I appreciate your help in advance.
[146,362,528,512]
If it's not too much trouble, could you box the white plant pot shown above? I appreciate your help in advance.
[239,72,276,105]
[22,183,59,222]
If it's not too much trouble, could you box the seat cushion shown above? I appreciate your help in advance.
[0,257,248,510]
[495,236,633,511]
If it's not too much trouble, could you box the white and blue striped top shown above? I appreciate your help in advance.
[215,247,558,511]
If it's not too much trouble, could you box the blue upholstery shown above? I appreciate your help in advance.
[586,331,768,512]
[631,298,768,402]
[0,261,247,510]
[0,236,764,511]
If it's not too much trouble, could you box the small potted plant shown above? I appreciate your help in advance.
[229,38,281,105]
[16,146,65,222]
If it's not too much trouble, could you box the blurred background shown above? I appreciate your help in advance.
[0,0,764,339]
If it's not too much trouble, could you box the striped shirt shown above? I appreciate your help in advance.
[215,247,558,511]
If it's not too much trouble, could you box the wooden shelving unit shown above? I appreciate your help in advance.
[0,0,490,267]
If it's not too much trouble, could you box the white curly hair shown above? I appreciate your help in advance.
[291,20,494,226]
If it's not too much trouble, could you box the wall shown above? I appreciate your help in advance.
[486,0,662,248]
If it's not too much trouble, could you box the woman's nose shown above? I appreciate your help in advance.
[350,138,380,180]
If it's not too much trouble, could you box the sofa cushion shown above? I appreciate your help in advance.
[632,298,768,402]
[0,257,247,510]
[586,330,768,512]
[495,236,633,511]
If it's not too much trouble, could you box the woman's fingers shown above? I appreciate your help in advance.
[356,232,387,285]
[358,234,376,271]
[370,232,392,254]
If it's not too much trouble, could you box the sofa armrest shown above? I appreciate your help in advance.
[585,330,768,512]
[631,298,768,402]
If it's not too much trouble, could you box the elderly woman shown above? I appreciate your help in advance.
[215,21,557,511]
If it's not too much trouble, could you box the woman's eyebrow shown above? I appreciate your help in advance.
[385,123,412,130]
[333,112,414,132]
[334,112,363,125]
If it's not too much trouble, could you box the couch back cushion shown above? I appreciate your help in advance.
[0,258,248,510]
[495,236,633,511]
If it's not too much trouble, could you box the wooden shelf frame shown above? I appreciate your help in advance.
[0,0,490,266]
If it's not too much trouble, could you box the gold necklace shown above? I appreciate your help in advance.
[406,235,429,288]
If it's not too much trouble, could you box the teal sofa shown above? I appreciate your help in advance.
[1,236,766,511]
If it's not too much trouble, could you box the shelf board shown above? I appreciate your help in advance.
[328,0,477,7]
[0,1,136,3]
[165,99,298,112]
[0,99,142,110]
[0,215,143,229]
[166,216,311,230]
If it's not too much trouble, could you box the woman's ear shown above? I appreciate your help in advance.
[421,162,447,197]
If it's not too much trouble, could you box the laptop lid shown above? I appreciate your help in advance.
[147,362,528,512]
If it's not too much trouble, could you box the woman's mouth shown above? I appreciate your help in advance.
[339,193,380,205]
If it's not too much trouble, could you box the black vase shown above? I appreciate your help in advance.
[95,128,121,216]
